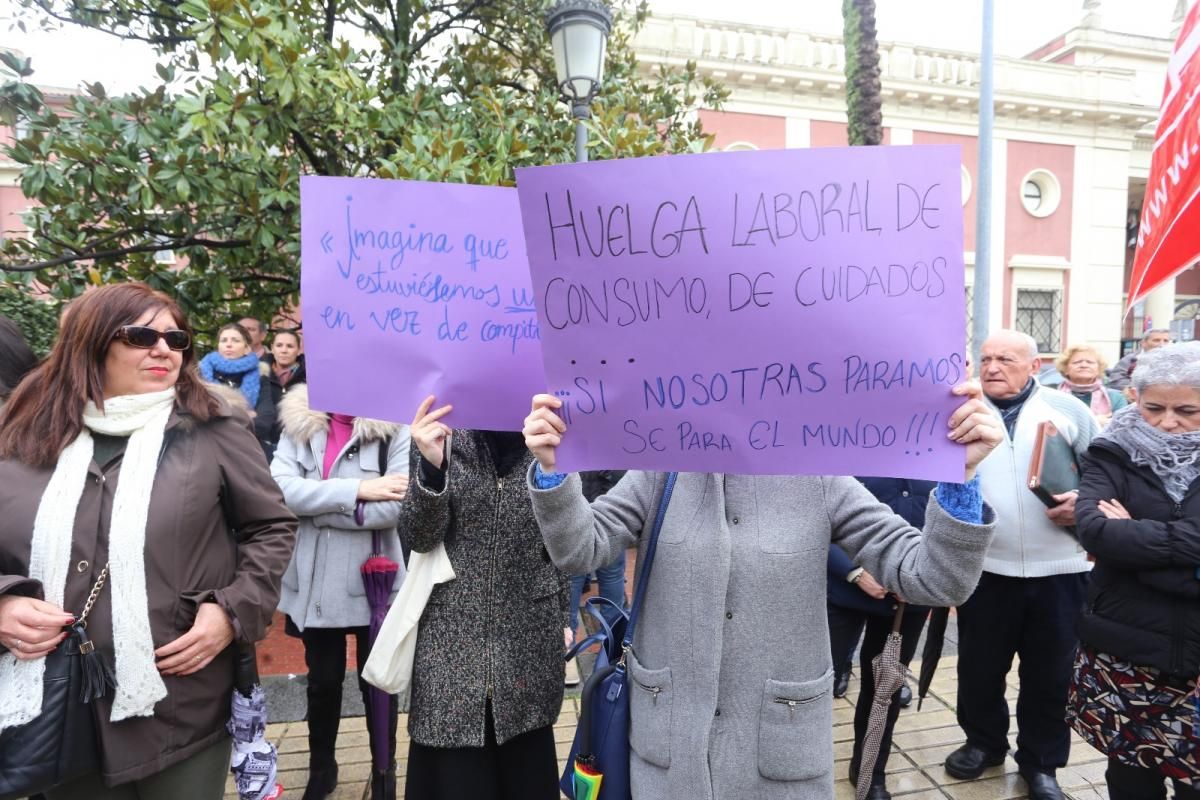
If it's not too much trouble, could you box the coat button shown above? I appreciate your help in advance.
[901,491,910,497]
[76,560,89,573]
[714,708,721,717]
[731,517,740,525]
[725,611,733,620]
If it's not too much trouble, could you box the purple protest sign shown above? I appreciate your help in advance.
[515,145,967,480]
[300,177,544,430]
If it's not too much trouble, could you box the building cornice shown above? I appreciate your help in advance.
[635,15,1160,135]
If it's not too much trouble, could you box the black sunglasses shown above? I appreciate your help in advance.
[113,325,192,351]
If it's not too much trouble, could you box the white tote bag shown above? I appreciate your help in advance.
[362,543,456,709]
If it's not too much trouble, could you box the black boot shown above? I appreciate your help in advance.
[371,767,398,800]
[303,664,343,800]
[301,764,338,800]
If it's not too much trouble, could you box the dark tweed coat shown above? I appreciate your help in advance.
[399,431,568,748]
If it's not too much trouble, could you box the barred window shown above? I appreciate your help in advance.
[1014,289,1062,353]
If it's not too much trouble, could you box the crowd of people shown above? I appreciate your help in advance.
[0,284,1197,800]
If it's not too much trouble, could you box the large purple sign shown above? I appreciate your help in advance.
[515,145,967,480]
[300,177,543,429]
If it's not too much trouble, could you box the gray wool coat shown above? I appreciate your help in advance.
[399,431,569,749]
[528,469,996,800]
[271,386,410,631]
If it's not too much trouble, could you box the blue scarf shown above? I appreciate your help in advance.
[199,351,261,409]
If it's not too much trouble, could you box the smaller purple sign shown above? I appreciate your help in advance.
[300,177,544,430]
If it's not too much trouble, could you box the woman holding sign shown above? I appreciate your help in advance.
[399,396,568,800]
[521,382,1001,800]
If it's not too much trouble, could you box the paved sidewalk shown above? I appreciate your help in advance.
[231,655,1111,799]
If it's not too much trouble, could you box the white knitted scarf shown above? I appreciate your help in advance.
[0,388,176,733]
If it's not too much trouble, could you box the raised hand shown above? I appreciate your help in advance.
[946,380,1003,481]
[523,394,567,473]
[411,395,453,469]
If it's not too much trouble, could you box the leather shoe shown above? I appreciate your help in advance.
[834,669,851,698]
[1019,768,1064,800]
[848,763,891,800]
[944,743,1007,779]
[864,784,892,800]
[897,683,913,708]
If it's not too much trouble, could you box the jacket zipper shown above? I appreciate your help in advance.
[485,475,503,702]
[632,676,663,704]
[314,529,329,618]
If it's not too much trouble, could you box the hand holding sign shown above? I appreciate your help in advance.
[524,394,567,472]
[946,380,1002,481]
[412,395,453,469]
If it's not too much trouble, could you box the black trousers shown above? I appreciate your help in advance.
[300,624,399,771]
[405,701,560,800]
[955,571,1088,774]
[829,604,929,779]
[1106,759,1200,800]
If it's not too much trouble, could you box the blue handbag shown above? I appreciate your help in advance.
[559,472,678,800]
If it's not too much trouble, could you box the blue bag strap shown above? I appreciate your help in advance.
[582,596,623,644]
[565,630,609,662]
[621,472,678,654]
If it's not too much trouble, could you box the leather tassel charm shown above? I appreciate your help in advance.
[72,622,116,703]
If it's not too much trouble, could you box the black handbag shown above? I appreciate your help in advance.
[0,567,116,800]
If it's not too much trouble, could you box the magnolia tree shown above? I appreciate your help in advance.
[0,0,726,336]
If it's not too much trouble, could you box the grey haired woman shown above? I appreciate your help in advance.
[1072,341,1200,800]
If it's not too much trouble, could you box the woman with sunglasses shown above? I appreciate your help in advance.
[0,283,296,799]
[199,322,276,458]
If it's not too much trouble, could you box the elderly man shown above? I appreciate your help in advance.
[943,330,1098,800]
[238,316,268,359]
[1107,328,1171,391]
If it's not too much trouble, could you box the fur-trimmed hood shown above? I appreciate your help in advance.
[277,384,400,445]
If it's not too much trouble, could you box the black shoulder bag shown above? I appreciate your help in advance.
[0,566,116,799]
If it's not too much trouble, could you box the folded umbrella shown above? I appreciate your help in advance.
[228,643,283,800]
[916,606,951,711]
[855,605,909,800]
[361,530,401,777]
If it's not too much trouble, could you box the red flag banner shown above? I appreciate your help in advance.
[1129,3,1200,310]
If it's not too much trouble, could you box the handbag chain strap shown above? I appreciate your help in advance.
[76,563,110,628]
[620,472,679,662]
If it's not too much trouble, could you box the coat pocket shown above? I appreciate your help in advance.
[628,651,673,769]
[758,671,833,782]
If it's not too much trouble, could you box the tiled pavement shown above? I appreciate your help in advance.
[231,655,1111,799]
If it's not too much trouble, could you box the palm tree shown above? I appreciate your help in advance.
[842,0,883,146]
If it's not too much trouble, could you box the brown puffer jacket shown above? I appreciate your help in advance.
[0,395,297,785]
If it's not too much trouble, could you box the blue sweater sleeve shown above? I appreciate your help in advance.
[827,544,856,581]
[934,476,983,524]
[533,463,568,490]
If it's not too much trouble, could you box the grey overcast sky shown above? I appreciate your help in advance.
[1,0,1189,94]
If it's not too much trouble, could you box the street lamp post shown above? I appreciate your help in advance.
[545,0,613,163]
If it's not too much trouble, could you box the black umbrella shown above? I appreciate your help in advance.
[916,606,951,711]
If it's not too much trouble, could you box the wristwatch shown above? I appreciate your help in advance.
[847,567,865,584]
